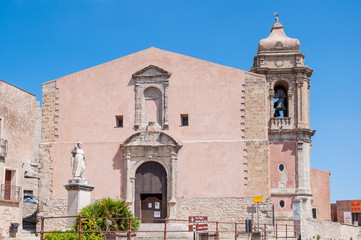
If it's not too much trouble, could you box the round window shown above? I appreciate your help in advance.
[279,164,285,172]
[279,200,285,208]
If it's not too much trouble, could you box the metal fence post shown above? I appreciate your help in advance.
[40,217,44,240]
[128,218,132,239]
[79,214,82,240]
[234,223,237,240]
[164,219,167,240]
[275,223,278,239]
[264,224,266,240]
[216,221,219,240]
[285,224,287,239]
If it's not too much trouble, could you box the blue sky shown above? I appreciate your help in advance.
[0,0,360,202]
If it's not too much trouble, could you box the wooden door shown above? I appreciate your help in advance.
[135,162,167,221]
[4,170,12,200]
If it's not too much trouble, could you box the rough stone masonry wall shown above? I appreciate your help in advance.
[0,202,21,238]
[244,73,270,197]
[38,81,63,230]
[176,197,273,237]
[23,202,38,226]
[302,218,361,240]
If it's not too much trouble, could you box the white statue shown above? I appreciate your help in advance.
[70,142,86,179]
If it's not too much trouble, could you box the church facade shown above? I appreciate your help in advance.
[37,18,330,229]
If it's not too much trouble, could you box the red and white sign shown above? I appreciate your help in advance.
[351,200,361,212]
[188,216,208,232]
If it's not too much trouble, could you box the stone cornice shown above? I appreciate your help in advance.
[64,183,95,192]
[269,128,316,143]
[251,67,313,77]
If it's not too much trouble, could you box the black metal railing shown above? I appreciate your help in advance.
[0,184,21,202]
[0,138,8,157]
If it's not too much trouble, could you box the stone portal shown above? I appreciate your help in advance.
[121,131,182,219]
[136,162,167,222]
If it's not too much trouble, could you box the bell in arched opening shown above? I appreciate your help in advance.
[274,88,288,117]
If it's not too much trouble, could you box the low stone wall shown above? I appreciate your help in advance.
[176,197,273,234]
[302,217,361,240]
[38,199,68,232]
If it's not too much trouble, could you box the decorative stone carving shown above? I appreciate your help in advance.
[132,65,171,131]
[70,142,86,179]
[274,58,284,67]
[274,41,284,50]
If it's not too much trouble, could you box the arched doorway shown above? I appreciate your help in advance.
[135,161,167,223]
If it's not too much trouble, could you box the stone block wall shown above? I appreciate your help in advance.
[302,218,361,240]
[0,202,21,238]
[23,202,37,226]
[244,73,270,196]
[38,81,59,231]
[0,80,39,238]
[176,197,273,237]
[40,199,68,232]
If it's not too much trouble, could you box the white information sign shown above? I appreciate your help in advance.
[344,212,352,224]
[293,203,301,220]
[154,211,161,218]
[155,202,160,209]
[148,203,152,208]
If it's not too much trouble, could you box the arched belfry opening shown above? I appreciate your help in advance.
[135,162,167,222]
[120,131,182,220]
[273,81,288,118]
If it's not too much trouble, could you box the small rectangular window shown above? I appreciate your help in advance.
[115,115,123,128]
[181,114,189,126]
[312,208,317,219]
[24,190,33,196]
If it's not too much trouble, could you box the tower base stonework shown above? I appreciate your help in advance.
[64,179,94,227]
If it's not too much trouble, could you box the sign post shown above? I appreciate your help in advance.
[253,196,263,232]
[189,216,208,239]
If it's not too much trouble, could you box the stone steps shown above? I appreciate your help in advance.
[135,223,192,239]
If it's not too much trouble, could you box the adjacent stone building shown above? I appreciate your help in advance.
[37,17,331,231]
[0,80,40,238]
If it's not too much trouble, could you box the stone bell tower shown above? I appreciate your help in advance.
[251,15,315,218]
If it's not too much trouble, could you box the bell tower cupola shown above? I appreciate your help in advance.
[251,14,313,130]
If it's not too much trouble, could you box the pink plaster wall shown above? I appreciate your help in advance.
[271,196,294,212]
[269,142,296,189]
[311,168,331,220]
[47,47,252,199]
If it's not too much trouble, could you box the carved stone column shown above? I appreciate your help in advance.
[168,151,178,218]
[125,153,132,204]
[296,75,303,128]
[134,84,141,130]
[269,89,275,119]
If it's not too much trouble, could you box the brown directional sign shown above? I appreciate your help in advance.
[189,216,208,224]
[188,216,208,232]
[188,223,208,232]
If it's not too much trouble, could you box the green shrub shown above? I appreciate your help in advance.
[74,198,140,231]
[44,198,139,240]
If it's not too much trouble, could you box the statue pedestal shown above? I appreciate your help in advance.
[64,179,94,227]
